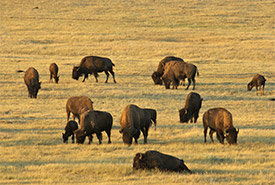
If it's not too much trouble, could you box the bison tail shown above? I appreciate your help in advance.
[196,67,199,77]
[112,62,115,67]
[16,70,25,73]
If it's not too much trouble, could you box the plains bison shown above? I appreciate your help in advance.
[119,104,156,145]
[152,56,184,85]
[66,96,94,122]
[203,108,239,145]
[74,109,113,144]
[162,61,199,90]
[49,63,59,83]
[72,56,116,83]
[133,150,192,173]
[17,67,41,98]
[62,120,78,143]
[179,92,203,123]
[247,74,266,95]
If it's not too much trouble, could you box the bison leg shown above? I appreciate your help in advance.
[96,132,102,144]
[88,135,93,144]
[105,130,111,144]
[216,130,224,144]
[209,129,215,143]
[185,79,191,90]
[104,71,110,83]
[192,78,196,90]
[82,74,88,82]
[72,134,75,143]
[204,127,208,143]
[109,70,116,83]
[93,72,99,83]
[194,111,199,123]
[141,127,148,144]
[255,86,258,95]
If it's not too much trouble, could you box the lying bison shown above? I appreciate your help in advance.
[119,104,156,145]
[49,63,59,83]
[152,56,184,85]
[133,150,192,173]
[203,107,239,145]
[17,67,41,98]
[74,109,113,144]
[72,56,116,83]
[62,120,78,143]
[247,74,266,96]
[162,61,199,90]
[66,96,94,122]
[179,92,203,123]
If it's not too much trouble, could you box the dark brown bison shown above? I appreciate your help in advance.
[72,56,116,83]
[203,107,239,145]
[66,96,94,122]
[62,120,78,143]
[17,67,41,98]
[247,74,266,95]
[152,56,184,85]
[179,92,203,123]
[74,110,113,144]
[162,61,199,90]
[133,150,192,173]
[49,63,59,83]
[119,104,156,145]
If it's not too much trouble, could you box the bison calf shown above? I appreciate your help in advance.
[133,150,192,173]
[62,120,78,143]
[66,96,94,122]
[247,74,266,96]
[49,63,59,83]
[17,67,41,98]
[179,92,202,123]
[203,107,239,145]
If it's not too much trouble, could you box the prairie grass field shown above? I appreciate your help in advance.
[0,0,274,184]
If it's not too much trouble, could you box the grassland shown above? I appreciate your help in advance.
[0,0,274,184]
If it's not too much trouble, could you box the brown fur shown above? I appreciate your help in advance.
[62,120,78,143]
[49,63,59,83]
[72,56,116,83]
[247,74,266,95]
[203,107,239,145]
[133,150,192,173]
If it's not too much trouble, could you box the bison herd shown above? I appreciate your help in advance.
[16,55,268,173]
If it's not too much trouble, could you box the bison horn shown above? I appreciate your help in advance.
[237,128,239,133]
[137,153,143,160]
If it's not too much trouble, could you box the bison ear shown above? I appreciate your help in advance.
[119,128,123,133]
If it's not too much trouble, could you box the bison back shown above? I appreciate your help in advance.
[203,108,233,131]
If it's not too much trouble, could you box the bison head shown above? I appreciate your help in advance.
[74,129,86,144]
[179,108,189,123]
[122,133,132,145]
[133,153,147,169]
[72,66,81,80]
[55,75,60,83]
[62,133,68,144]
[151,72,163,85]
[225,128,239,145]
[247,82,253,91]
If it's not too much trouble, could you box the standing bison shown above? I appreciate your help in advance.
[179,92,203,123]
[203,108,239,145]
[119,104,156,145]
[62,120,78,143]
[49,63,59,83]
[152,56,184,85]
[66,96,94,122]
[162,61,199,90]
[74,109,113,144]
[133,150,192,173]
[17,67,41,98]
[247,74,266,95]
[72,56,116,83]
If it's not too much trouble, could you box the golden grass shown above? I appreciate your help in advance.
[0,0,274,184]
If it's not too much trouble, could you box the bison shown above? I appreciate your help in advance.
[203,107,239,145]
[152,56,184,85]
[144,108,157,130]
[62,120,78,143]
[66,96,94,122]
[74,109,113,144]
[49,63,59,83]
[119,104,156,145]
[179,92,203,123]
[247,74,266,95]
[72,56,116,83]
[133,150,192,173]
[17,67,41,98]
[162,61,199,90]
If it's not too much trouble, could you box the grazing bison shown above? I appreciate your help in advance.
[162,61,199,90]
[74,110,113,144]
[247,74,266,95]
[49,63,59,83]
[133,150,192,173]
[17,67,41,98]
[119,104,156,145]
[179,92,203,123]
[203,108,239,145]
[72,56,116,83]
[66,96,94,122]
[62,120,78,143]
[152,56,184,85]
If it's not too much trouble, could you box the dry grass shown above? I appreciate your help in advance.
[0,0,274,184]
